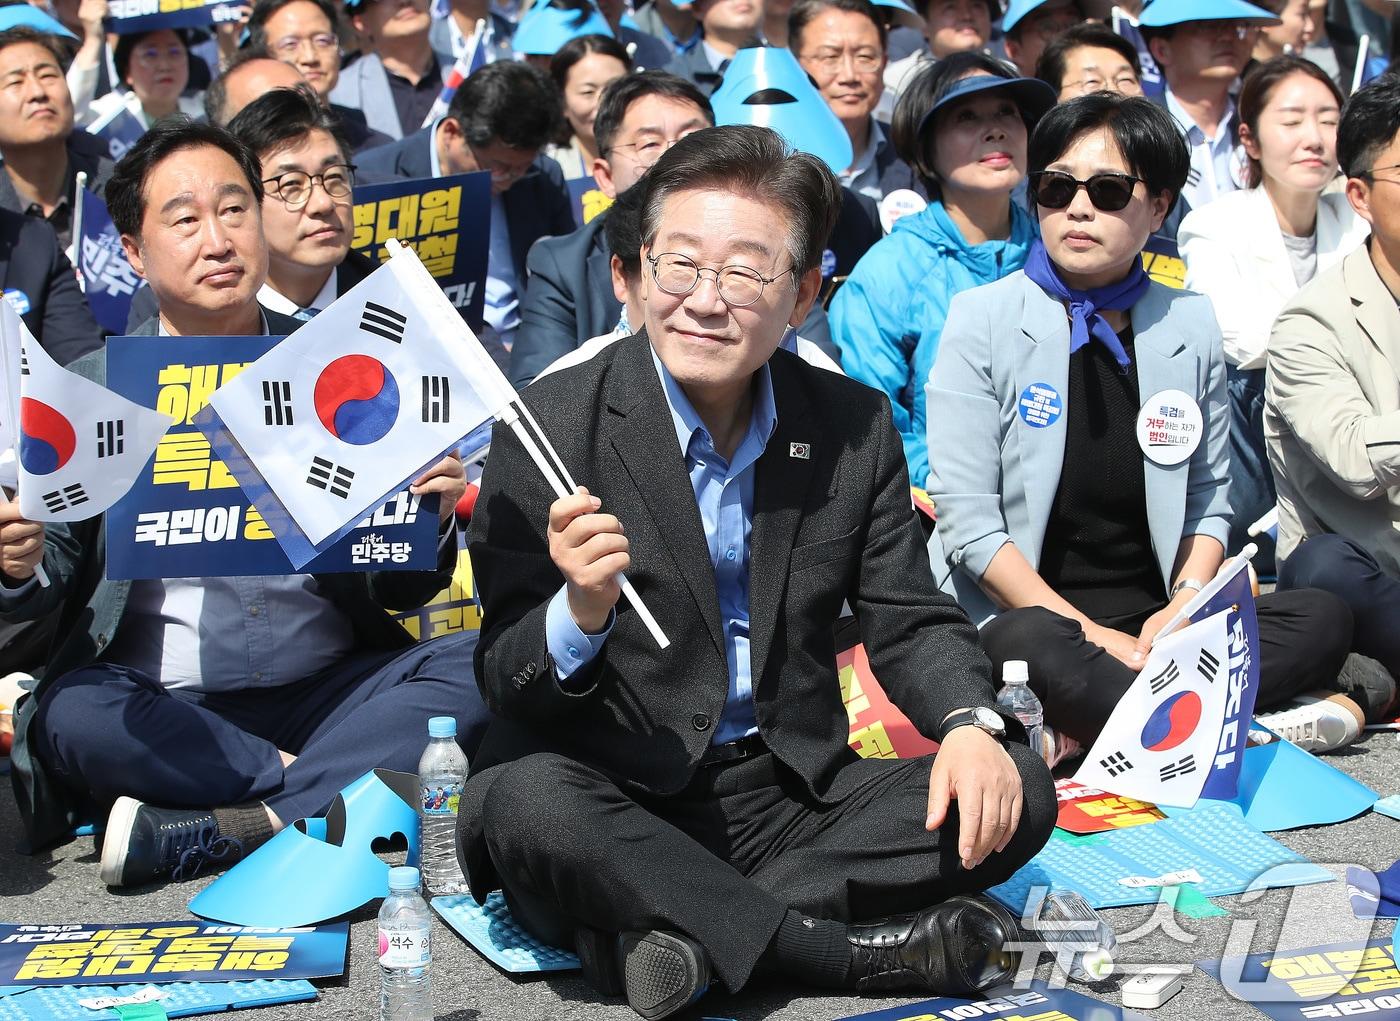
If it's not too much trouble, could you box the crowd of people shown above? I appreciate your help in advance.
[1,0,1400,1017]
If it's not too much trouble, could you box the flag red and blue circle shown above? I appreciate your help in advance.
[1140,690,1202,752]
[313,354,400,445]
[19,397,76,475]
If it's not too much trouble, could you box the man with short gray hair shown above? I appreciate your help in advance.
[462,124,1055,1020]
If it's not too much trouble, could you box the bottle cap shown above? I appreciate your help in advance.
[1002,661,1029,685]
[1081,948,1115,981]
[428,716,457,739]
[388,866,421,892]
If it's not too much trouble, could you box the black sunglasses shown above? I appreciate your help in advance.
[1029,170,1141,212]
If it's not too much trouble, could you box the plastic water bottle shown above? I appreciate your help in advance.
[378,866,432,1021]
[418,716,469,895]
[997,661,1046,764]
[1027,890,1117,983]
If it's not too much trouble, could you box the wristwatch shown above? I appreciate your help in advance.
[938,706,1007,743]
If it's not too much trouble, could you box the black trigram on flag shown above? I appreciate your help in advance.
[307,456,354,499]
[1148,661,1180,695]
[19,348,29,375]
[262,380,293,426]
[421,375,450,423]
[1158,755,1197,783]
[42,484,89,513]
[359,301,407,344]
[1198,648,1221,683]
[96,420,124,458]
[1100,752,1134,777]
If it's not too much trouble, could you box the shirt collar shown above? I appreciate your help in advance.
[842,116,884,180]
[649,342,777,464]
[1163,85,1236,143]
[257,270,337,315]
[701,40,728,72]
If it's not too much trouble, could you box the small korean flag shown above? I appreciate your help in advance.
[199,247,511,565]
[8,303,173,522]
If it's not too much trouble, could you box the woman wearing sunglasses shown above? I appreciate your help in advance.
[830,52,1055,488]
[927,93,1358,759]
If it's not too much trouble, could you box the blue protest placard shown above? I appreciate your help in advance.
[351,172,490,327]
[104,335,439,579]
[566,177,613,229]
[0,920,348,987]
[836,981,1149,1020]
[77,189,140,335]
[106,0,243,34]
[1197,938,1400,1021]
[1193,566,1261,802]
[82,106,146,163]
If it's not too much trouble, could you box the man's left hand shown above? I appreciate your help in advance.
[410,453,467,524]
[925,726,1023,872]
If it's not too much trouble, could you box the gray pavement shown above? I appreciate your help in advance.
[2,731,1398,1021]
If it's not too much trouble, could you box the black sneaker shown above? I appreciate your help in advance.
[99,797,245,887]
[1333,654,1398,723]
[847,895,1019,996]
[576,927,711,1020]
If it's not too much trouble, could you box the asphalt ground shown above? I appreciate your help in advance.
[2,728,1398,1021]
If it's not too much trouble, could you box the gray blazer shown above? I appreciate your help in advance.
[329,53,449,142]
[925,270,1231,625]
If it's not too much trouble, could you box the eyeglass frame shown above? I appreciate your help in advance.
[604,131,702,165]
[270,32,340,56]
[1059,72,1142,96]
[261,165,357,209]
[645,252,797,307]
[1028,170,1144,212]
[798,47,884,75]
[1359,161,1400,181]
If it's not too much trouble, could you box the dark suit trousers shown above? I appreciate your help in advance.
[474,743,1056,993]
[978,590,1352,744]
[31,630,488,824]
[1280,534,1400,682]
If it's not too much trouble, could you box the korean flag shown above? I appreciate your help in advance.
[1072,608,1232,808]
[198,246,510,566]
[10,304,174,522]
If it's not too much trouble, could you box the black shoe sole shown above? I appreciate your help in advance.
[619,931,710,1020]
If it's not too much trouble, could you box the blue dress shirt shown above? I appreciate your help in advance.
[545,346,778,745]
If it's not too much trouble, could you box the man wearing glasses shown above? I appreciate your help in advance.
[1268,72,1400,720]
[226,85,376,319]
[464,123,1054,1021]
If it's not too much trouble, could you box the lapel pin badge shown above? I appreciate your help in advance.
[789,442,811,460]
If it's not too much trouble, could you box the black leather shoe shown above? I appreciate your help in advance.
[847,895,1019,995]
[575,927,711,1019]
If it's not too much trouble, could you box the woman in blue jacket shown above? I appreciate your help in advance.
[830,52,1055,487]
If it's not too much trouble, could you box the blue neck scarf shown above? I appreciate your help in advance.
[1022,239,1149,374]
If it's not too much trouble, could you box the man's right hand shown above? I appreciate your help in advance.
[0,498,44,583]
[548,486,629,633]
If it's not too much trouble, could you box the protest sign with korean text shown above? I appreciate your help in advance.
[77,189,140,334]
[1198,939,1400,1021]
[106,0,244,33]
[836,981,1151,1021]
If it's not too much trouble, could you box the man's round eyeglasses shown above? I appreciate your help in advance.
[272,32,339,56]
[647,253,794,307]
[262,166,356,209]
[800,49,882,74]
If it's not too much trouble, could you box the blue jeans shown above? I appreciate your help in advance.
[1227,365,1277,576]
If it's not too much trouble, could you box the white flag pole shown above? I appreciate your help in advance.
[0,314,48,586]
[1148,542,1257,649]
[384,238,671,649]
[70,172,87,285]
[1353,35,1371,95]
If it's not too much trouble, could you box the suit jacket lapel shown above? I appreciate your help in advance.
[1013,283,1071,568]
[606,333,725,659]
[748,355,817,689]
[1345,245,1400,377]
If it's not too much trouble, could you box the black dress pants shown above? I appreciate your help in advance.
[978,589,1353,745]
[475,744,1057,993]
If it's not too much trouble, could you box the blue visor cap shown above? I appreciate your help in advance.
[0,5,77,38]
[711,47,854,175]
[1001,0,1115,33]
[869,0,918,14]
[916,73,1057,137]
[512,1,614,55]
[1139,0,1280,28]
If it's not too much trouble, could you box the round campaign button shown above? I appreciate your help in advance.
[3,289,30,316]
[1136,388,1204,466]
[1017,382,1063,429]
[820,248,837,278]
[879,189,928,234]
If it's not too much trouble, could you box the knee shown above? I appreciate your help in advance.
[1280,534,1367,594]
[481,753,594,854]
[1004,740,1057,853]
[33,668,130,759]
[980,607,1076,664]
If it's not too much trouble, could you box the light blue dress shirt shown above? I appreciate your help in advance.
[1164,87,1241,212]
[545,346,778,745]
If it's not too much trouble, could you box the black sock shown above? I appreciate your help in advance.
[212,803,274,855]
[761,909,851,988]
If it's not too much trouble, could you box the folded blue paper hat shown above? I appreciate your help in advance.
[513,0,614,56]
[1001,0,1114,33]
[0,5,77,39]
[189,768,421,928]
[1138,0,1280,28]
[916,73,1057,136]
[869,0,918,14]
[710,47,853,175]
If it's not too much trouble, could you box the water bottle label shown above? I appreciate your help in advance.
[378,925,431,968]
[421,781,463,816]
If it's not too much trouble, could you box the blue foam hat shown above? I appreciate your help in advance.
[0,5,77,39]
[512,0,614,56]
[869,0,918,14]
[710,47,853,175]
[189,768,421,928]
[915,72,1057,136]
[1139,0,1279,28]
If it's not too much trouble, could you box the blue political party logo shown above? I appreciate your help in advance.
[1017,382,1062,428]
[820,248,837,278]
[19,397,77,475]
[1140,690,1203,752]
[3,289,30,316]
[313,354,400,445]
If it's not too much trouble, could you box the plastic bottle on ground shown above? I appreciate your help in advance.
[1027,889,1117,983]
[418,715,469,895]
[997,660,1046,764]
[378,865,433,1021]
